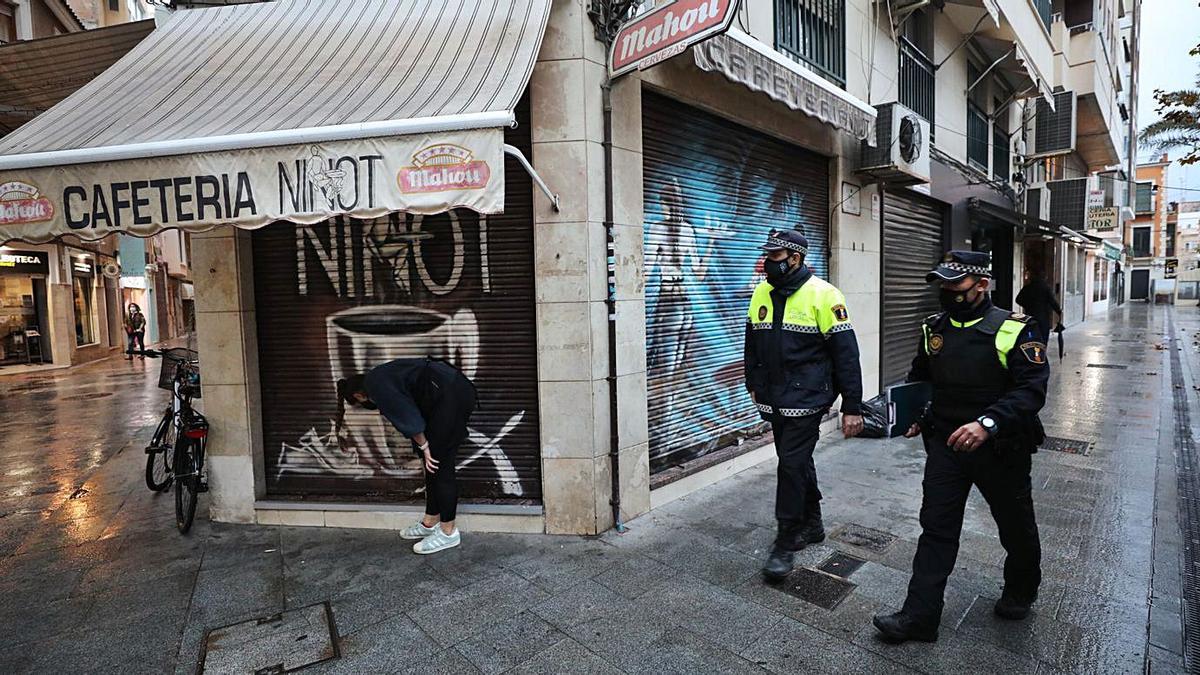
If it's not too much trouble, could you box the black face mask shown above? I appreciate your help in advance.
[764,258,793,285]
[939,286,982,317]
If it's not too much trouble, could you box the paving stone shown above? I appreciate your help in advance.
[532,578,633,629]
[494,638,618,675]
[618,628,765,675]
[453,611,567,675]
[406,570,549,647]
[631,573,786,653]
[592,553,675,599]
[741,617,916,674]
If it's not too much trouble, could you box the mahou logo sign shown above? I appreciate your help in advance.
[398,144,491,194]
[609,0,740,77]
[0,180,54,225]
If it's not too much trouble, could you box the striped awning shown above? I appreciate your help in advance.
[0,0,550,244]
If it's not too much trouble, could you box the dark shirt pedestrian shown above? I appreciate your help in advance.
[339,357,477,555]
[1015,277,1062,342]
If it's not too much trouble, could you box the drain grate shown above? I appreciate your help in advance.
[60,392,114,401]
[1041,436,1093,455]
[774,568,856,610]
[198,602,339,674]
[1166,314,1200,669]
[1086,363,1129,370]
[828,524,897,553]
[816,552,866,578]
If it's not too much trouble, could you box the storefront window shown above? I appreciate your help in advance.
[0,276,35,362]
[1093,261,1101,301]
[71,254,98,346]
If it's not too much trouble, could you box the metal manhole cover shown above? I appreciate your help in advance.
[816,552,866,578]
[828,524,897,553]
[60,392,114,401]
[1086,363,1128,370]
[774,568,856,610]
[1041,436,1093,455]
[198,602,339,674]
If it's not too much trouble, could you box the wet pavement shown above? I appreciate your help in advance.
[0,305,1193,674]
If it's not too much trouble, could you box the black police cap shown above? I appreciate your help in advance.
[926,250,992,283]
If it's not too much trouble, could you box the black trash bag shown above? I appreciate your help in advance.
[859,394,889,439]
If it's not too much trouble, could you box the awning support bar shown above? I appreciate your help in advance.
[504,144,560,212]
[967,47,1014,95]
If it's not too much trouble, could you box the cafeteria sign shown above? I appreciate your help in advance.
[609,0,740,77]
[1087,206,1118,232]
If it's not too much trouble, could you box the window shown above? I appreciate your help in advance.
[775,0,846,87]
[1133,227,1151,257]
[1167,222,1177,257]
[1135,182,1153,214]
[1035,0,1052,30]
[1066,247,1078,294]
[898,10,934,126]
[993,98,1010,182]
[0,3,16,44]
[109,0,120,11]
[71,256,98,347]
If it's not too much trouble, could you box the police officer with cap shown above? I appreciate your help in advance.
[745,229,864,583]
[874,251,1049,643]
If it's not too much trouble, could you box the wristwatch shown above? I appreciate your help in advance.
[976,415,997,435]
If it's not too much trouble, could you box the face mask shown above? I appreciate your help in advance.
[939,286,981,316]
[764,258,792,285]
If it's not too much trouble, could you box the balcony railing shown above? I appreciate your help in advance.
[898,38,934,126]
[775,0,846,88]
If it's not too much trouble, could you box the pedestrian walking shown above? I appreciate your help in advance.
[874,251,1049,644]
[337,357,477,554]
[744,230,864,583]
[124,304,146,360]
[1015,269,1062,343]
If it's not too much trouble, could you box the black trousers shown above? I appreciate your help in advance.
[422,368,476,523]
[772,413,824,531]
[902,434,1041,624]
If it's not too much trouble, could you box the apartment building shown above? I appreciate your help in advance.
[1129,155,1170,300]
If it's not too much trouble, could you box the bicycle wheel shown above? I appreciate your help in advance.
[174,436,199,534]
[144,408,175,492]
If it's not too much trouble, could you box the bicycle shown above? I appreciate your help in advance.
[143,347,208,533]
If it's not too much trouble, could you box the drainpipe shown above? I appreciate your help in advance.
[601,78,625,533]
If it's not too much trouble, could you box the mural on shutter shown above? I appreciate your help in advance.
[252,101,540,502]
[642,92,830,474]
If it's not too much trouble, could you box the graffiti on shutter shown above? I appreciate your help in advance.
[642,92,830,474]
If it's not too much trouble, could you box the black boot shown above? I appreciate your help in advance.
[993,590,1036,620]
[798,503,825,544]
[762,521,803,583]
[872,611,939,643]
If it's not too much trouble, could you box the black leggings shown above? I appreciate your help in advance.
[422,366,476,523]
[127,331,145,354]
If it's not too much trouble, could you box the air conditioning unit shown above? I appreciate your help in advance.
[1031,91,1078,158]
[859,102,931,186]
[1025,183,1051,221]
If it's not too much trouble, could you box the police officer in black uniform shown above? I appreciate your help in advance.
[744,230,864,582]
[873,251,1050,643]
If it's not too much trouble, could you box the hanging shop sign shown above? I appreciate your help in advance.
[1165,257,1178,279]
[0,130,504,245]
[693,29,877,142]
[70,253,94,277]
[609,0,740,77]
[0,248,48,274]
[1087,206,1119,232]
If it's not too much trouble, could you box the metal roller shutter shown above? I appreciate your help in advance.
[881,188,946,386]
[642,92,830,474]
[252,98,540,503]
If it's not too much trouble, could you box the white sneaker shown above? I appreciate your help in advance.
[400,521,437,540]
[413,527,461,554]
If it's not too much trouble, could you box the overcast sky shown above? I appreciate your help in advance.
[1138,0,1200,200]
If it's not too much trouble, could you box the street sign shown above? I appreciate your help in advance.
[608,0,740,78]
[1087,206,1119,232]
[1165,257,1178,279]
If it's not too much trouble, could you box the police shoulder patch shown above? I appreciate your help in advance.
[929,334,944,354]
[758,306,768,321]
[1019,341,1047,364]
[832,304,849,322]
